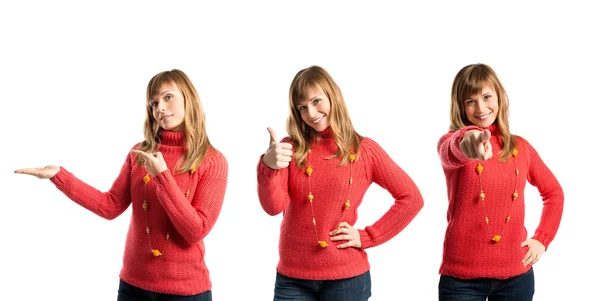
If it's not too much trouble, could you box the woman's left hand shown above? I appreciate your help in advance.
[521,238,546,266]
[330,222,362,249]
[131,150,168,176]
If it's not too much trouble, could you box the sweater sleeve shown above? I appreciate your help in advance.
[522,139,564,249]
[437,126,481,170]
[154,150,228,245]
[358,138,424,249]
[256,138,291,216]
[49,153,133,220]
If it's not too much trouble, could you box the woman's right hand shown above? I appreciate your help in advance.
[460,129,493,161]
[14,165,60,179]
[262,127,293,169]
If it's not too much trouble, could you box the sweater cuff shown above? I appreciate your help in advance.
[49,166,69,187]
[257,154,280,178]
[358,229,373,249]
[154,169,173,185]
[532,232,551,250]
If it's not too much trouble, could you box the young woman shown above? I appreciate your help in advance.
[257,65,423,300]
[437,63,564,300]
[15,69,227,300]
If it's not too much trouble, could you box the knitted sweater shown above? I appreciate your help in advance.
[437,124,563,279]
[50,131,228,295]
[257,128,423,280]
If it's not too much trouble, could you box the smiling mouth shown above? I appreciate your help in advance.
[312,116,324,124]
[476,113,492,120]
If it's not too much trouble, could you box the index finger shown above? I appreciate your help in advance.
[130,149,152,159]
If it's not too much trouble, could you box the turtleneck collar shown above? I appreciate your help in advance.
[484,123,500,136]
[309,127,337,149]
[159,130,186,146]
[315,127,333,139]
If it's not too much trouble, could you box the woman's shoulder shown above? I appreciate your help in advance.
[360,136,377,147]
[514,135,533,149]
[198,147,228,177]
[205,146,228,164]
[359,137,387,156]
[128,141,142,150]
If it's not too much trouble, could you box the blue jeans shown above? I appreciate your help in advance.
[438,268,534,301]
[274,271,371,301]
[117,279,212,301]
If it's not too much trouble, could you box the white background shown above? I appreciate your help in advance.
[1,1,598,300]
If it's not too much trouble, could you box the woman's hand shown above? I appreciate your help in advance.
[460,129,493,161]
[262,127,293,170]
[330,221,362,249]
[130,150,167,176]
[14,165,60,179]
[521,238,546,266]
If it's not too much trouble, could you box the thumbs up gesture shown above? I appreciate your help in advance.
[460,129,493,161]
[262,127,293,169]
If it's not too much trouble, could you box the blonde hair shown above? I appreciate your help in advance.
[286,66,363,167]
[137,69,212,173]
[449,63,516,161]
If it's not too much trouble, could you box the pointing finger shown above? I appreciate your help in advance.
[131,150,152,160]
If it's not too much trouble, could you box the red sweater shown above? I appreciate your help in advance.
[50,131,228,295]
[437,124,563,279]
[257,128,423,280]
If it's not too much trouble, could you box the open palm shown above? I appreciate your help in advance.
[14,165,60,179]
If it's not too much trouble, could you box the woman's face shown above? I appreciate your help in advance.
[149,82,186,132]
[296,85,331,132]
[463,83,498,128]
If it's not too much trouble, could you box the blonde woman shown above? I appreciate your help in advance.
[15,69,227,300]
[437,64,564,300]
[257,65,423,300]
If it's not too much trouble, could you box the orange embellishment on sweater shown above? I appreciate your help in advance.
[143,168,195,257]
[306,151,356,249]
[306,166,313,176]
[476,148,519,244]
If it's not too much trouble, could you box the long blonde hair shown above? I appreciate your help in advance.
[137,69,212,173]
[449,63,516,161]
[286,66,363,167]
